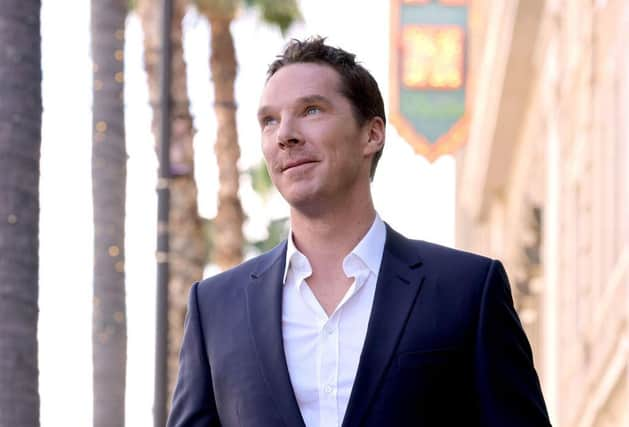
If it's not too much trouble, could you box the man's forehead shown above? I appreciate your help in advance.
[259,63,342,107]
[268,61,339,79]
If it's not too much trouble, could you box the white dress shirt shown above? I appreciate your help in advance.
[282,215,386,427]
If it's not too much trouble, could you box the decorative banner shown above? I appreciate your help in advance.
[390,0,469,162]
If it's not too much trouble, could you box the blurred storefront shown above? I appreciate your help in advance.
[456,0,629,426]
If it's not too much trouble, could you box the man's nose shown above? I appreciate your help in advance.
[277,117,302,149]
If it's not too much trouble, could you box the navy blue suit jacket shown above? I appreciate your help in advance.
[167,225,551,426]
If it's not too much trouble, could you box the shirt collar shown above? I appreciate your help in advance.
[282,214,386,284]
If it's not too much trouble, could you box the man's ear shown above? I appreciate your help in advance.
[363,116,385,156]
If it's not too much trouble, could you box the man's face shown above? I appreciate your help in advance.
[258,63,381,212]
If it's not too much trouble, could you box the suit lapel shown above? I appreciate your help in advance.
[244,241,306,427]
[342,225,426,427]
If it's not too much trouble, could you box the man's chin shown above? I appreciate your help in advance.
[282,190,329,216]
[283,192,316,209]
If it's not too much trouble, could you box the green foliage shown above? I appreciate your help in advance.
[250,217,290,253]
[247,161,274,198]
[199,0,301,33]
[250,0,302,35]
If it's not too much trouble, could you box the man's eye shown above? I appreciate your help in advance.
[305,106,321,115]
[262,117,278,127]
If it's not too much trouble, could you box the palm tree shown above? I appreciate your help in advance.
[90,0,128,426]
[136,0,208,402]
[0,1,42,426]
[195,0,301,270]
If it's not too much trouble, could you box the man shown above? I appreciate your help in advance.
[168,37,551,427]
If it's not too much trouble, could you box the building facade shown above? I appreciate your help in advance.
[456,0,629,426]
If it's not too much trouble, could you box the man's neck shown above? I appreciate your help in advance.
[289,195,377,269]
[288,194,376,316]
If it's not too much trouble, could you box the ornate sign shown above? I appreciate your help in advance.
[390,0,469,161]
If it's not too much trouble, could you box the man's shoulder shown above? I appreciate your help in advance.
[389,226,491,263]
[411,238,491,266]
[387,226,495,279]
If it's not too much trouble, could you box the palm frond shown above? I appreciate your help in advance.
[249,0,302,34]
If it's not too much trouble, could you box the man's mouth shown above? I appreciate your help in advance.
[281,159,318,172]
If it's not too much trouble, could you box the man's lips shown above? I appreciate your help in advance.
[281,159,318,172]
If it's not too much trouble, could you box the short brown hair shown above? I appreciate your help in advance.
[267,36,385,179]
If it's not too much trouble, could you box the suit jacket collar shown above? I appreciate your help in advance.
[245,224,425,427]
[341,224,426,426]
[244,241,305,427]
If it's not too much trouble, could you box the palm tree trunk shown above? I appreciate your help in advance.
[209,18,244,270]
[137,0,208,404]
[91,1,127,426]
[0,1,42,426]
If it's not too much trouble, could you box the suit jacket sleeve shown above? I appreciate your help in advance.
[167,282,221,427]
[474,260,552,426]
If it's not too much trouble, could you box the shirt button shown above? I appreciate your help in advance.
[324,384,333,394]
[325,325,334,335]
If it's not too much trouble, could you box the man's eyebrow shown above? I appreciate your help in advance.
[257,105,272,120]
[257,95,332,119]
[297,94,332,106]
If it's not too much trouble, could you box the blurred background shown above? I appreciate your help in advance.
[0,0,627,426]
